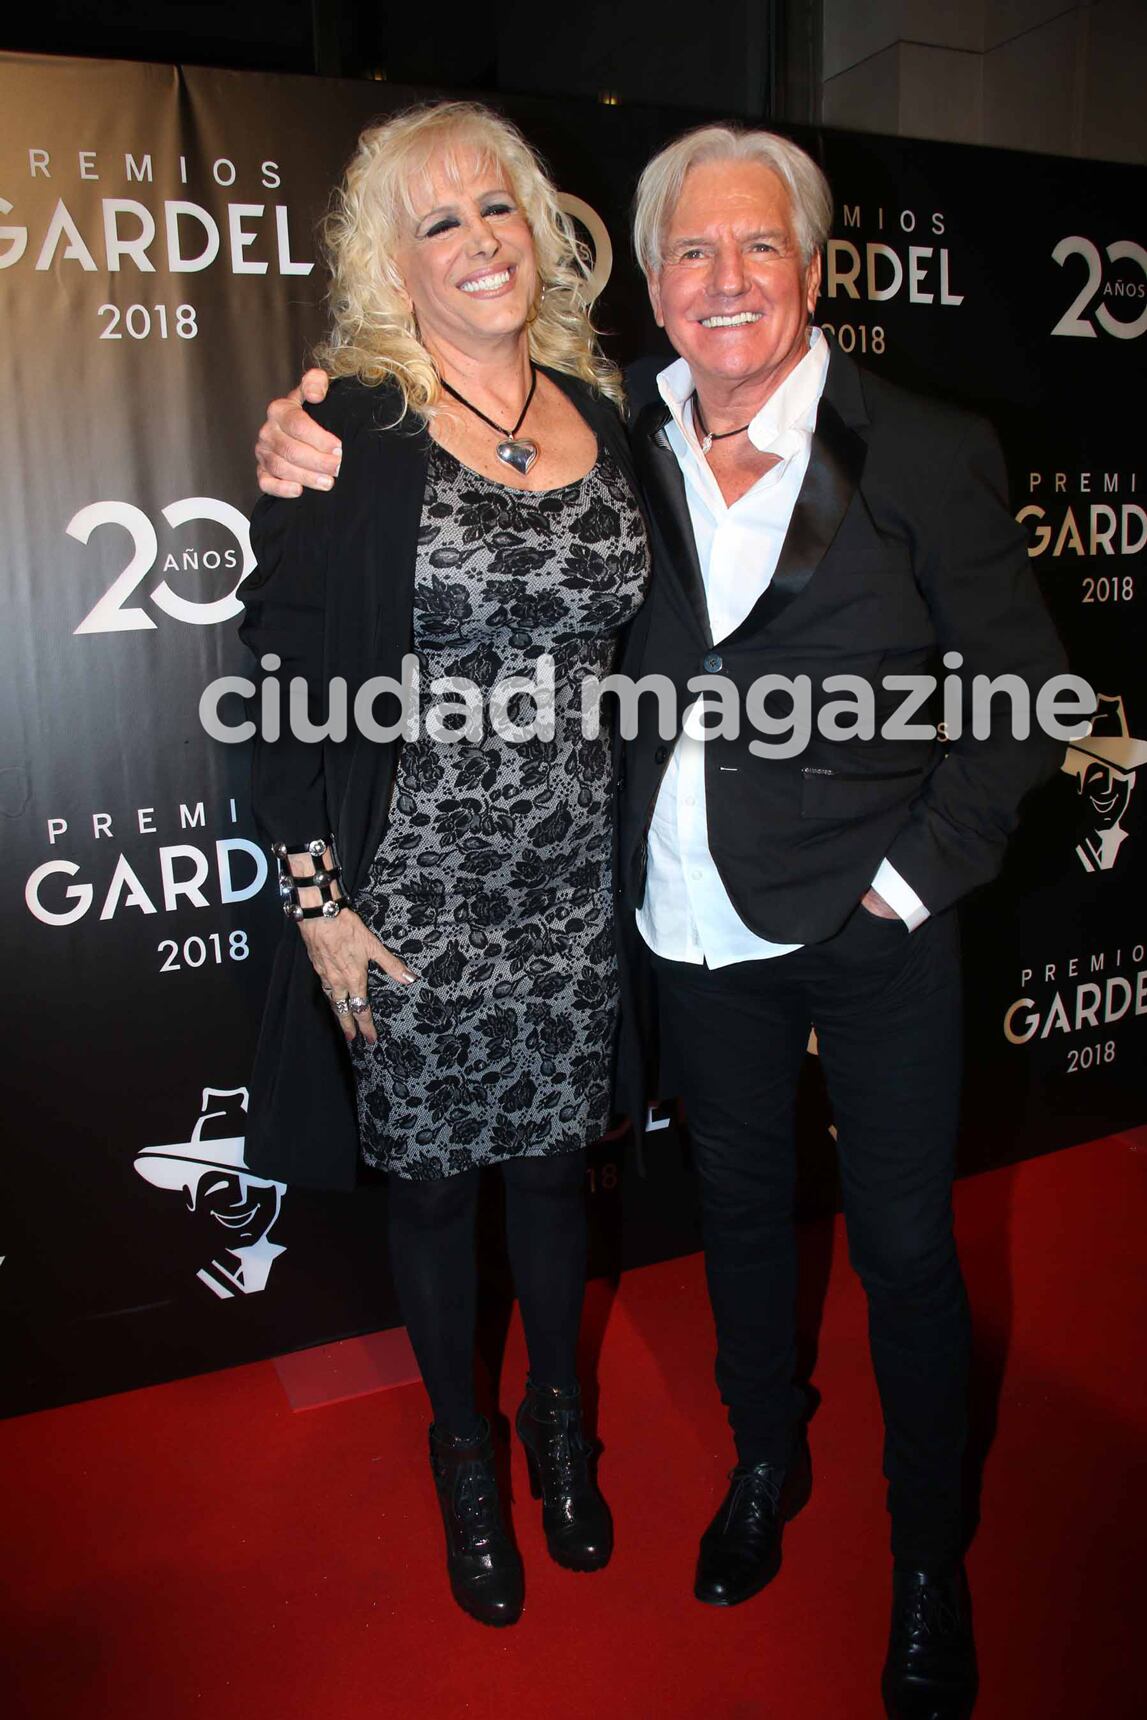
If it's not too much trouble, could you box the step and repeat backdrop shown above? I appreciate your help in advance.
[2,53,1143,1416]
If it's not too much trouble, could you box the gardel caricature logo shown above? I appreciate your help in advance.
[1061,694,1147,873]
[134,1087,287,1298]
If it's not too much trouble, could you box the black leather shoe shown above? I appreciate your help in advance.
[693,1433,812,1606]
[882,1565,978,1719]
[428,1419,524,1627]
[516,1377,613,1571]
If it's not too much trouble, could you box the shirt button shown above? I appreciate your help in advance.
[684,795,695,807]
[690,869,702,880]
[702,652,723,673]
[655,744,669,764]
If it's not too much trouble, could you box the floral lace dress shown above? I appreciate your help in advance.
[349,439,649,1180]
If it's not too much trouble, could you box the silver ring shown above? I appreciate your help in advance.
[333,997,352,1017]
[349,995,370,1014]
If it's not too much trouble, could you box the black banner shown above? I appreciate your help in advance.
[2,55,1143,1416]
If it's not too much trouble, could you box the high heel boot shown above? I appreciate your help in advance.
[428,1418,524,1626]
[515,1378,613,1571]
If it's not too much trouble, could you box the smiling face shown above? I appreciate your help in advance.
[1080,760,1134,831]
[193,1171,281,1248]
[648,158,821,408]
[393,147,538,363]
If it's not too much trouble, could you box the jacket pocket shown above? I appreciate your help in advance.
[800,766,924,821]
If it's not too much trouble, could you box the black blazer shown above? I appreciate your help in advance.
[238,367,642,1189]
[618,347,1068,944]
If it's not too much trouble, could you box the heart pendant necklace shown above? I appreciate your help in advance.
[440,364,539,475]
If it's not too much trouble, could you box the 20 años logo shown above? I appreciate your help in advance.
[1051,237,1147,340]
[67,496,254,633]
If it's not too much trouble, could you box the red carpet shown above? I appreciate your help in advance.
[3,1131,1145,1719]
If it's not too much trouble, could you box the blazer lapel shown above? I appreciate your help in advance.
[722,385,867,646]
[633,401,712,646]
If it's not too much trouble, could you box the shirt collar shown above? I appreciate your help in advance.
[657,326,828,459]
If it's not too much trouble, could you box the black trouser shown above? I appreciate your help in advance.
[655,906,969,1570]
[386,1148,588,1437]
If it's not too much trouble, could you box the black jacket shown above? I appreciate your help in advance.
[618,347,1068,944]
[238,368,643,1189]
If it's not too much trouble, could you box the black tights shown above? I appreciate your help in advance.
[386,1149,588,1436]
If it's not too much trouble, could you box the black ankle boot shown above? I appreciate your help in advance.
[882,1565,977,1719]
[428,1419,524,1627]
[515,1378,612,1572]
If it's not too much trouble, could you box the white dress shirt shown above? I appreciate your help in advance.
[636,329,928,969]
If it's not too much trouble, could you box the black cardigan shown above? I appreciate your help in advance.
[238,368,645,1190]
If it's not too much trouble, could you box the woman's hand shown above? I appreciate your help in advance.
[298,908,417,1044]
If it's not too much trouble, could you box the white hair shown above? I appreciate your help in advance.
[633,125,833,275]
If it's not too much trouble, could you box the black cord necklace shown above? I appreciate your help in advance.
[439,365,540,475]
[691,392,753,455]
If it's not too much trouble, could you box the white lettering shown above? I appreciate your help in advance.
[25,860,93,926]
[217,838,267,904]
[100,854,157,919]
[939,250,964,305]
[1040,994,1071,1037]
[0,196,28,268]
[34,199,98,271]
[274,205,312,275]
[826,239,860,299]
[866,242,903,301]
[228,203,268,274]
[165,202,219,271]
[907,246,934,304]
[1004,998,1038,1044]
[158,844,210,912]
[103,199,156,272]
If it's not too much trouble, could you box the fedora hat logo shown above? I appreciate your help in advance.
[134,1087,287,1298]
[1061,693,1144,873]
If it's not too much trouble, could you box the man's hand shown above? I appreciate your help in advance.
[255,367,339,498]
[859,887,899,920]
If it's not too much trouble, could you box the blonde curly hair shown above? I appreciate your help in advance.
[314,101,624,416]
